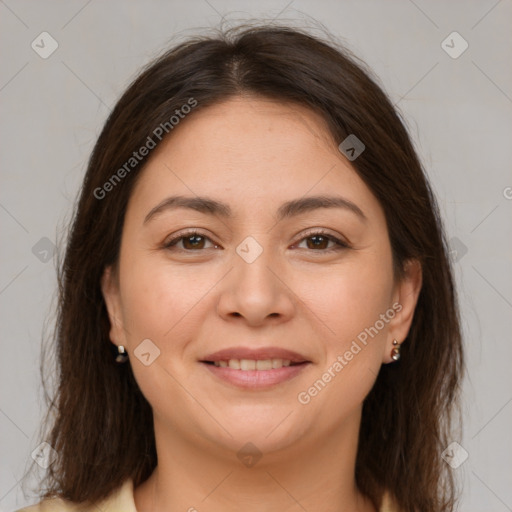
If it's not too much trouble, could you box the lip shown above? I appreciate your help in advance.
[201,346,309,363]
[200,346,311,390]
[201,361,310,389]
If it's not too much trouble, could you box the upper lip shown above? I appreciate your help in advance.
[201,347,310,363]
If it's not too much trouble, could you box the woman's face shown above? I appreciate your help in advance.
[102,96,420,457]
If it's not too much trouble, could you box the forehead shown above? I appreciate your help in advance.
[179,95,336,142]
[127,96,382,222]
[152,96,337,169]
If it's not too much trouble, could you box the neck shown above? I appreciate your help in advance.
[134,407,376,512]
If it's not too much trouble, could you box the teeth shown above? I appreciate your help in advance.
[228,359,240,370]
[240,359,256,370]
[256,359,272,370]
[212,358,295,370]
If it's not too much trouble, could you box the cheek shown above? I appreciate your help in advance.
[294,275,392,418]
[304,261,394,343]
[293,256,394,414]
[118,253,215,343]
[117,256,216,418]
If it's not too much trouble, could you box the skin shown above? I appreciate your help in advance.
[101,96,422,512]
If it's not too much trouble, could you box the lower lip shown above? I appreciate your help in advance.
[201,362,310,389]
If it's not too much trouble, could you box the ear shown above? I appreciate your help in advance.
[384,259,423,363]
[100,265,127,348]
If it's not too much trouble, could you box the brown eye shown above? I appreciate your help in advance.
[295,231,349,252]
[164,231,217,251]
[305,235,331,250]
[182,235,206,250]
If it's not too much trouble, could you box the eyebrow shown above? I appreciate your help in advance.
[143,194,366,224]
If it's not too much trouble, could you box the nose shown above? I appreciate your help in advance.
[216,244,296,327]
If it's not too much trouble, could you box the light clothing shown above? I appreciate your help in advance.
[16,479,398,511]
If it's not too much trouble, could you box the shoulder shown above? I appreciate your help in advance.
[14,479,137,512]
[16,481,396,512]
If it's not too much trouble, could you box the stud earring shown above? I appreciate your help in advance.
[115,345,129,363]
[391,339,401,361]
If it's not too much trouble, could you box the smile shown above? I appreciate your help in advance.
[209,358,297,370]
[200,346,311,389]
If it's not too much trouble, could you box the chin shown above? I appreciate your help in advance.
[197,404,310,457]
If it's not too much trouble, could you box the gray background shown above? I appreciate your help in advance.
[1,1,511,510]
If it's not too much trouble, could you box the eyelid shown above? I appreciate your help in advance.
[163,228,219,249]
[162,227,351,252]
[292,227,351,248]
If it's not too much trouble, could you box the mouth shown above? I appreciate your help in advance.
[202,358,307,370]
[199,347,311,389]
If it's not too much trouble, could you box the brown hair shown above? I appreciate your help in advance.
[33,22,463,511]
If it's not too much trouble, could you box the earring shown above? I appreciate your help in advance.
[115,345,129,363]
[391,339,401,361]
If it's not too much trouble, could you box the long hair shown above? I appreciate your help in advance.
[33,23,463,511]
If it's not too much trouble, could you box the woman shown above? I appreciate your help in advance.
[18,23,464,512]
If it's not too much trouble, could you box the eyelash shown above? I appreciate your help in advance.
[162,228,350,253]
